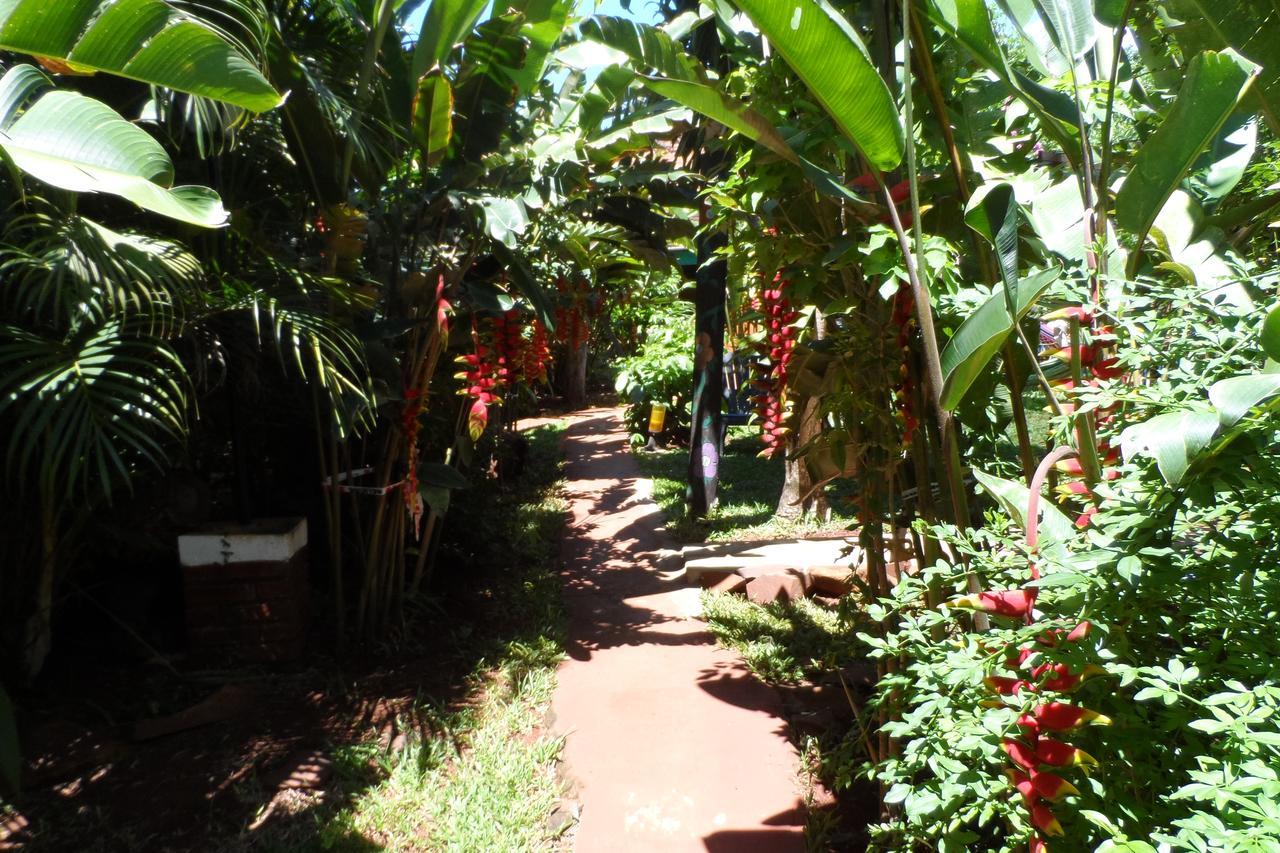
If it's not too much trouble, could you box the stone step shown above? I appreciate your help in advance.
[684,533,919,604]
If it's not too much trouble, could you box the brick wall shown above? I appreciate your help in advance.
[182,548,309,662]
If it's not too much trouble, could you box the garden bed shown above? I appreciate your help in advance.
[1,425,570,852]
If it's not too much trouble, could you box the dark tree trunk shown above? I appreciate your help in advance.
[563,342,588,409]
[687,230,726,518]
[776,395,829,519]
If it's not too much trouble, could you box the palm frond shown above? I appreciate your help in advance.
[0,322,190,500]
[0,209,203,336]
[192,275,377,436]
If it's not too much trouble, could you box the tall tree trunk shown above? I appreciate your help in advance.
[563,341,588,409]
[687,230,727,518]
[776,395,828,519]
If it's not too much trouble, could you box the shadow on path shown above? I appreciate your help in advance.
[549,408,805,852]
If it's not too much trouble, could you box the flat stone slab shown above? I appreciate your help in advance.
[682,538,853,586]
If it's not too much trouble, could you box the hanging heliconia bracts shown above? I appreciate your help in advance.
[492,308,524,390]
[952,447,1109,850]
[457,321,500,441]
[1039,306,1124,528]
[521,318,552,385]
[554,276,591,352]
[889,281,919,447]
[752,274,799,458]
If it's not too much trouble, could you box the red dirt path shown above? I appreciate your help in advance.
[548,408,806,852]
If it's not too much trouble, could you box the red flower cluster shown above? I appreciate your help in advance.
[752,275,799,458]
[554,277,591,351]
[457,330,500,442]
[521,319,552,385]
[491,309,524,389]
[952,448,1109,850]
[890,281,919,445]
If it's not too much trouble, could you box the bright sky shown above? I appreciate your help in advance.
[404,0,661,35]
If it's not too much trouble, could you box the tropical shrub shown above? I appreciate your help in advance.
[614,296,694,444]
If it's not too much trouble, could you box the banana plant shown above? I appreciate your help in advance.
[0,65,229,227]
[0,0,281,111]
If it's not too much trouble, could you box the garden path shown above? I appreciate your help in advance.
[546,407,806,852]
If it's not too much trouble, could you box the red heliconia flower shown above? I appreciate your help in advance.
[467,398,488,442]
[1030,770,1080,801]
[1092,356,1124,380]
[752,274,799,458]
[1034,739,1098,768]
[491,309,525,389]
[951,589,1036,618]
[985,676,1029,695]
[1009,769,1037,804]
[1033,662,1107,692]
[1019,702,1111,732]
[1067,621,1092,642]
[521,318,552,384]
[1042,306,1093,323]
[1009,767,1078,803]
[1030,836,1048,853]
[1031,801,1065,837]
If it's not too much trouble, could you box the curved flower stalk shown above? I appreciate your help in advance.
[951,446,1110,849]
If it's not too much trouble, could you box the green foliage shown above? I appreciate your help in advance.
[0,65,228,226]
[728,0,904,171]
[1115,49,1261,251]
[701,590,850,684]
[864,290,1280,850]
[612,281,693,441]
[0,0,281,111]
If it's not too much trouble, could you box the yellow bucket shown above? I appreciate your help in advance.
[648,402,668,433]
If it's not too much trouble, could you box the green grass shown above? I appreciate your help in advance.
[313,424,571,852]
[699,590,852,685]
[317,664,564,852]
[633,430,856,543]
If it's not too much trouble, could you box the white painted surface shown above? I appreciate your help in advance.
[178,517,307,566]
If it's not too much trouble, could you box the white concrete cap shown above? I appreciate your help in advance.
[178,517,308,566]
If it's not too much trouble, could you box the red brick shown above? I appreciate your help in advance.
[706,574,749,596]
[745,574,806,605]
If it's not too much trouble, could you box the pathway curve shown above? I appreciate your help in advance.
[548,407,805,852]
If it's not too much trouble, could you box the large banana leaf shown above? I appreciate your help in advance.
[925,0,1080,157]
[580,17,797,163]
[0,0,279,112]
[1029,0,1096,60]
[1115,49,1259,251]
[578,16,700,80]
[1163,0,1280,134]
[641,75,796,162]
[0,66,227,227]
[412,0,489,79]
[729,0,902,172]
[504,0,573,94]
[965,182,1020,297]
[939,268,1059,410]
[411,70,452,166]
